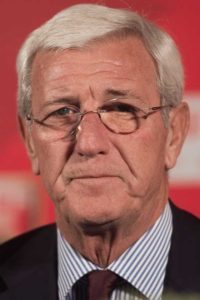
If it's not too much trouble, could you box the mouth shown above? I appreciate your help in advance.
[69,175,118,182]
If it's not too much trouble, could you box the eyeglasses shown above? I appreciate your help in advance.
[26,101,173,141]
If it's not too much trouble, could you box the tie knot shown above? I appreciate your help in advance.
[87,270,120,300]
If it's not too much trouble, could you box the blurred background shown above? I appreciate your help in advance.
[0,0,200,243]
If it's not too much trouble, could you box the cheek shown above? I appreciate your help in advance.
[33,137,71,194]
[115,126,168,187]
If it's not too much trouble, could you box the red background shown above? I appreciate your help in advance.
[0,0,200,237]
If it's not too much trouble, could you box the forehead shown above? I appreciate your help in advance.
[31,37,159,104]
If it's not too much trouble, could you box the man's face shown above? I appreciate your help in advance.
[23,37,180,235]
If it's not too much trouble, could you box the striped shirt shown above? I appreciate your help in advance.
[58,203,172,300]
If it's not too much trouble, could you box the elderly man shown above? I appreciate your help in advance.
[0,3,199,300]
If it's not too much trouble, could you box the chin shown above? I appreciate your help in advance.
[78,217,119,236]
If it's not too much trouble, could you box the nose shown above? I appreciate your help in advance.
[75,112,110,158]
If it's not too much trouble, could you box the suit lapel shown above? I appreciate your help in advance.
[0,262,57,299]
[0,224,58,300]
[163,202,200,294]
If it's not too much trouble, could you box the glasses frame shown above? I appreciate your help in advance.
[26,104,173,136]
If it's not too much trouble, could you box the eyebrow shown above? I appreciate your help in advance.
[104,88,143,101]
[42,97,80,108]
[41,88,144,109]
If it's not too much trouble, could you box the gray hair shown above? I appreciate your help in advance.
[16,3,184,119]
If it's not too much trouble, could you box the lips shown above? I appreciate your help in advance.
[63,164,124,184]
[63,170,121,184]
[69,175,119,183]
[72,174,116,179]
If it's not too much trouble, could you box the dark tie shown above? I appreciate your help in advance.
[72,270,146,299]
[87,270,119,300]
[73,270,121,300]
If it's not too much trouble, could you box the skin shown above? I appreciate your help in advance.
[20,37,189,267]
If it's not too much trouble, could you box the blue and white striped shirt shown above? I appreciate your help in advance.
[58,203,172,300]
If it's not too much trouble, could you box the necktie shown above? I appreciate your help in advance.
[87,270,119,300]
[73,270,121,300]
[72,270,147,299]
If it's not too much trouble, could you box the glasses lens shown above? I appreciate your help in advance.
[101,111,138,133]
[35,114,79,141]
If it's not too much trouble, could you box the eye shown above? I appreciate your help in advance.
[52,107,76,116]
[104,102,140,113]
[45,106,78,120]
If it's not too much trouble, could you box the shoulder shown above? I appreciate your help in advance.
[0,224,58,297]
[0,224,57,268]
[164,201,200,294]
[170,201,200,239]
[170,201,200,263]
[170,200,200,257]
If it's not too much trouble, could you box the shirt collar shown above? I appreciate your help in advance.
[58,203,172,300]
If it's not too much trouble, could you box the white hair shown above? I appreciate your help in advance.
[16,3,184,118]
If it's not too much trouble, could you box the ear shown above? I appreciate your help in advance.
[18,116,40,175]
[165,102,190,170]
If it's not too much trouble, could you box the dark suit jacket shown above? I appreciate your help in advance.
[0,202,199,299]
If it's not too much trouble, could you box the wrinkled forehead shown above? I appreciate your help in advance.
[32,36,157,77]
[30,37,159,108]
[31,34,156,72]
